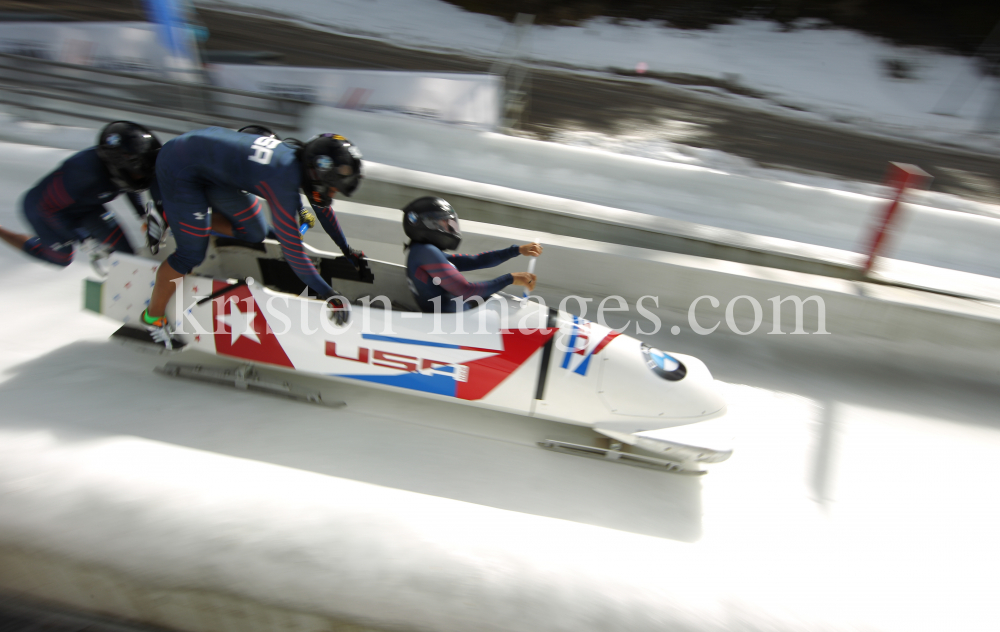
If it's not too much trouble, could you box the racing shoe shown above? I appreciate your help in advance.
[141,310,185,350]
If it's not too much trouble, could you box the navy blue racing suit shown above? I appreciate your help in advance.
[155,127,352,298]
[20,148,144,265]
[406,242,520,312]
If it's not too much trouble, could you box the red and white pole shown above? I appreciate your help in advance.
[862,162,932,275]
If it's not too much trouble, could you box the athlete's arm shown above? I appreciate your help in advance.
[257,182,334,298]
[35,170,75,217]
[313,204,351,254]
[416,248,513,301]
[446,245,520,271]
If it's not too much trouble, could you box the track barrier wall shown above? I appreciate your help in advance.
[304,105,1000,279]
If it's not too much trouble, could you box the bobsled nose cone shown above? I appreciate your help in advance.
[671,354,727,417]
[598,340,726,424]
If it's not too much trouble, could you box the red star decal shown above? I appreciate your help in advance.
[211,281,293,368]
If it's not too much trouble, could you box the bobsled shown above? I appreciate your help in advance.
[84,238,731,473]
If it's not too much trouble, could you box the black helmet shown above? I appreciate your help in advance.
[95,121,161,192]
[237,124,280,139]
[299,133,363,206]
[403,197,461,251]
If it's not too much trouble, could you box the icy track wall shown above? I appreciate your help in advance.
[302,106,1000,279]
[3,107,1000,277]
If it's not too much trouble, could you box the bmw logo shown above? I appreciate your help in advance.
[640,343,687,381]
[407,211,417,223]
[106,133,121,147]
[316,155,333,171]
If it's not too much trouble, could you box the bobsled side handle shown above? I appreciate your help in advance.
[533,307,558,400]
[196,279,249,305]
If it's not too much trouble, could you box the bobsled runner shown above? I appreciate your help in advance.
[84,238,731,473]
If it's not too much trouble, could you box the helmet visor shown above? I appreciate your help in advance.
[437,217,459,234]
[335,164,361,196]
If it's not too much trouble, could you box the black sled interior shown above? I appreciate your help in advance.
[196,237,420,312]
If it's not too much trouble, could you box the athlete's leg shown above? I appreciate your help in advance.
[206,185,268,243]
[212,213,234,237]
[0,224,30,251]
[146,196,210,319]
[17,196,76,266]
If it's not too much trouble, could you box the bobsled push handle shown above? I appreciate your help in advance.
[196,278,249,305]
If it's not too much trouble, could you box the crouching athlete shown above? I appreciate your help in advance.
[403,197,541,313]
[142,127,365,348]
[0,121,160,266]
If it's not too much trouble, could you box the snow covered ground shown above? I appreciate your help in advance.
[2,140,1000,632]
[203,0,1000,155]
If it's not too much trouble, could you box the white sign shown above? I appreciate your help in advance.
[0,21,198,77]
[209,64,502,130]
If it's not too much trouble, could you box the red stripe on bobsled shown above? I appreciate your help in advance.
[591,331,621,356]
[455,328,555,401]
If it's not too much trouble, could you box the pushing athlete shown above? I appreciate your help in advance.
[142,127,365,348]
[0,121,159,269]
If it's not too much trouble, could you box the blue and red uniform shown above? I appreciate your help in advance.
[407,242,520,312]
[156,127,351,298]
[20,148,144,265]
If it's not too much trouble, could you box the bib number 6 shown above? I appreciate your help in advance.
[248,136,282,165]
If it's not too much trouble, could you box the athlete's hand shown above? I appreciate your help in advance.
[325,294,351,326]
[519,242,543,257]
[343,247,365,269]
[298,206,317,230]
[511,272,537,291]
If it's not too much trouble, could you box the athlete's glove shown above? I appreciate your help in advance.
[325,294,351,327]
[342,247,365,269]
[143,202,167,255]
[298,206,316,234]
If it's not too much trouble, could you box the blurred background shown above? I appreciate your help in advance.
[1,0,1000,201]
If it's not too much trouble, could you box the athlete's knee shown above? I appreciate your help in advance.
[234,220,267,243]
[166,247,204,275]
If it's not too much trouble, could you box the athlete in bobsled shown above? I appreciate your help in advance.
[141,127,365,348]
[143,124,285,252]
[0,121,160,268]
[403,197,541,313]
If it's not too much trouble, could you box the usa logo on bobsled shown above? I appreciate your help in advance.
[85,238,731,474]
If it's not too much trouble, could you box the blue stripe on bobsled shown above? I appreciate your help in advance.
[337,371,458,397]
[561,315,579,369]
[362,334,462,349]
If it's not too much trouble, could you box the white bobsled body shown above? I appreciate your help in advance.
[88,239,730,466]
